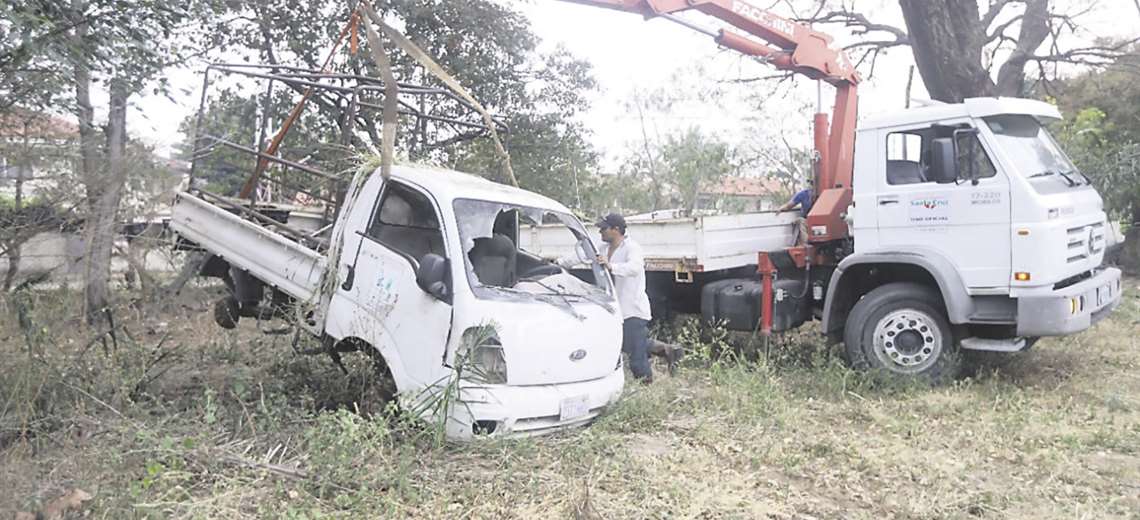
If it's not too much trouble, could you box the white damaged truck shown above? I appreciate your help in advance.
[173,64,627,440]
[172,164,625,439]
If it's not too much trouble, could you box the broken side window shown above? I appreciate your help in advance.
[366,181,444,264]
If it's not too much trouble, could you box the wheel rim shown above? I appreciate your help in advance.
[871,308,942,373]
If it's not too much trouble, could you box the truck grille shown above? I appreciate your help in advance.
[1066,222,1105,263]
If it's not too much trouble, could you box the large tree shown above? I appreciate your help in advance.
[67,1,225,322]
[186,0,603,205]
[3,0,228,320]
[803,0,1140,102]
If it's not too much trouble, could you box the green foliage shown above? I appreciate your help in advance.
[608,126,743,215]
[660,316,734,369]
[442,39,602,205]
[176,1,603,211]
[659,127,737,212]
[302,409,398,496]
[0,197,62,226]
[0,1,73,110]
[1052,56,1140,222]
[180,86,355,198]
[606,70,772,215]
[1052,106,1140,223]
[2,0,226,109]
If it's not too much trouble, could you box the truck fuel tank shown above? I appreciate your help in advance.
[700,278,809,333]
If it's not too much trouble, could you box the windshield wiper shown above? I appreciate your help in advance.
[531,279,614,314]
[1056,169,1079,187]
[1029,169,1077,187]
[1064,169,1092,186]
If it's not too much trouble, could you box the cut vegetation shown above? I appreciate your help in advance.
[2,279,1137,518]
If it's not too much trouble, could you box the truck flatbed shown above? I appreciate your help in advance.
[519,210,798,272]
[171,191,326,303]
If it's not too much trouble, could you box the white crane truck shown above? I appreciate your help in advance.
[528,97,1124,381]
[537,0,1125,381]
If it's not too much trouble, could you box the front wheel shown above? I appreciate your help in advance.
[843,282,960,383]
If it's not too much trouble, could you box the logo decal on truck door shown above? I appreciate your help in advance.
[908,196,950,224]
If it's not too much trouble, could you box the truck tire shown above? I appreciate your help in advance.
[213,296,239,329]
[363,346,398,414]
[843,282,960,382]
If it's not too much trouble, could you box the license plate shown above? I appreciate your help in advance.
[1097,284,1111,306]
[559,395,590,421]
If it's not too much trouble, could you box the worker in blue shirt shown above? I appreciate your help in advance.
[778,183,813,245]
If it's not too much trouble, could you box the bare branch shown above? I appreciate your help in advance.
[717,71,796,84]
[980,0,1014,30]
[844,40,910,52]
[801,9,910,46]
[986,14,1024,43]
[1030,36,1140,63]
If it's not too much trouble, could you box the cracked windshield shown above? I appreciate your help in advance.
[453,199,612,301]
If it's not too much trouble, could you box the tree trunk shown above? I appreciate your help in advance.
[70,0,99,196]
[162,251,207,297]
[4,124,29,292]
[82,78,130,323]
[898,0,996,102]
[2,240,18,293]
[994,0,1050,97]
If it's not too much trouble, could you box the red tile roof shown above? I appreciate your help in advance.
[0,110,78,140]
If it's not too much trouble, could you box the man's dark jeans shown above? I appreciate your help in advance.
[622,317,651,380]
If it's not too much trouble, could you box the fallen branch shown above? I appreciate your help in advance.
[220,454,310,479]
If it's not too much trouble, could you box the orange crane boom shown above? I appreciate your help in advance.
[560,0,860,242]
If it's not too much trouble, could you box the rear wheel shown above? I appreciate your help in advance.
[844,283,960,383]
[213,296,239,329]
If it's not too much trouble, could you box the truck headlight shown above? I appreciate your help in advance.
[472,344,507,384]
[459,342,507,384]
[459,327,507,384]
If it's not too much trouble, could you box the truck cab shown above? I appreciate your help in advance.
[825,98,1122,378]
[326,166,628,438]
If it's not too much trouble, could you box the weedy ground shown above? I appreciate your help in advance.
[1,279,1138,519]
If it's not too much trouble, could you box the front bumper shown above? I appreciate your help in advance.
[444,368,625,440]
[1016,267,1123,336]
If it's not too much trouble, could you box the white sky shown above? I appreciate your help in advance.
[127,0,1140,172]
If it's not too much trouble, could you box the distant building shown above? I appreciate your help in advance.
[0,111,78,202]
[696,176,787,213]
[1,110,185,216]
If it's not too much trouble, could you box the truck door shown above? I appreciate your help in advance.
[873,123,1011,291]
[329,180,452,388]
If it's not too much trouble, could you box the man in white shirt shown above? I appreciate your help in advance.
[594,213,655,383]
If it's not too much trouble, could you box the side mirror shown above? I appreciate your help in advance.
[953,128,981,185]
[929,137,957,184]
[416,253,451,302]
